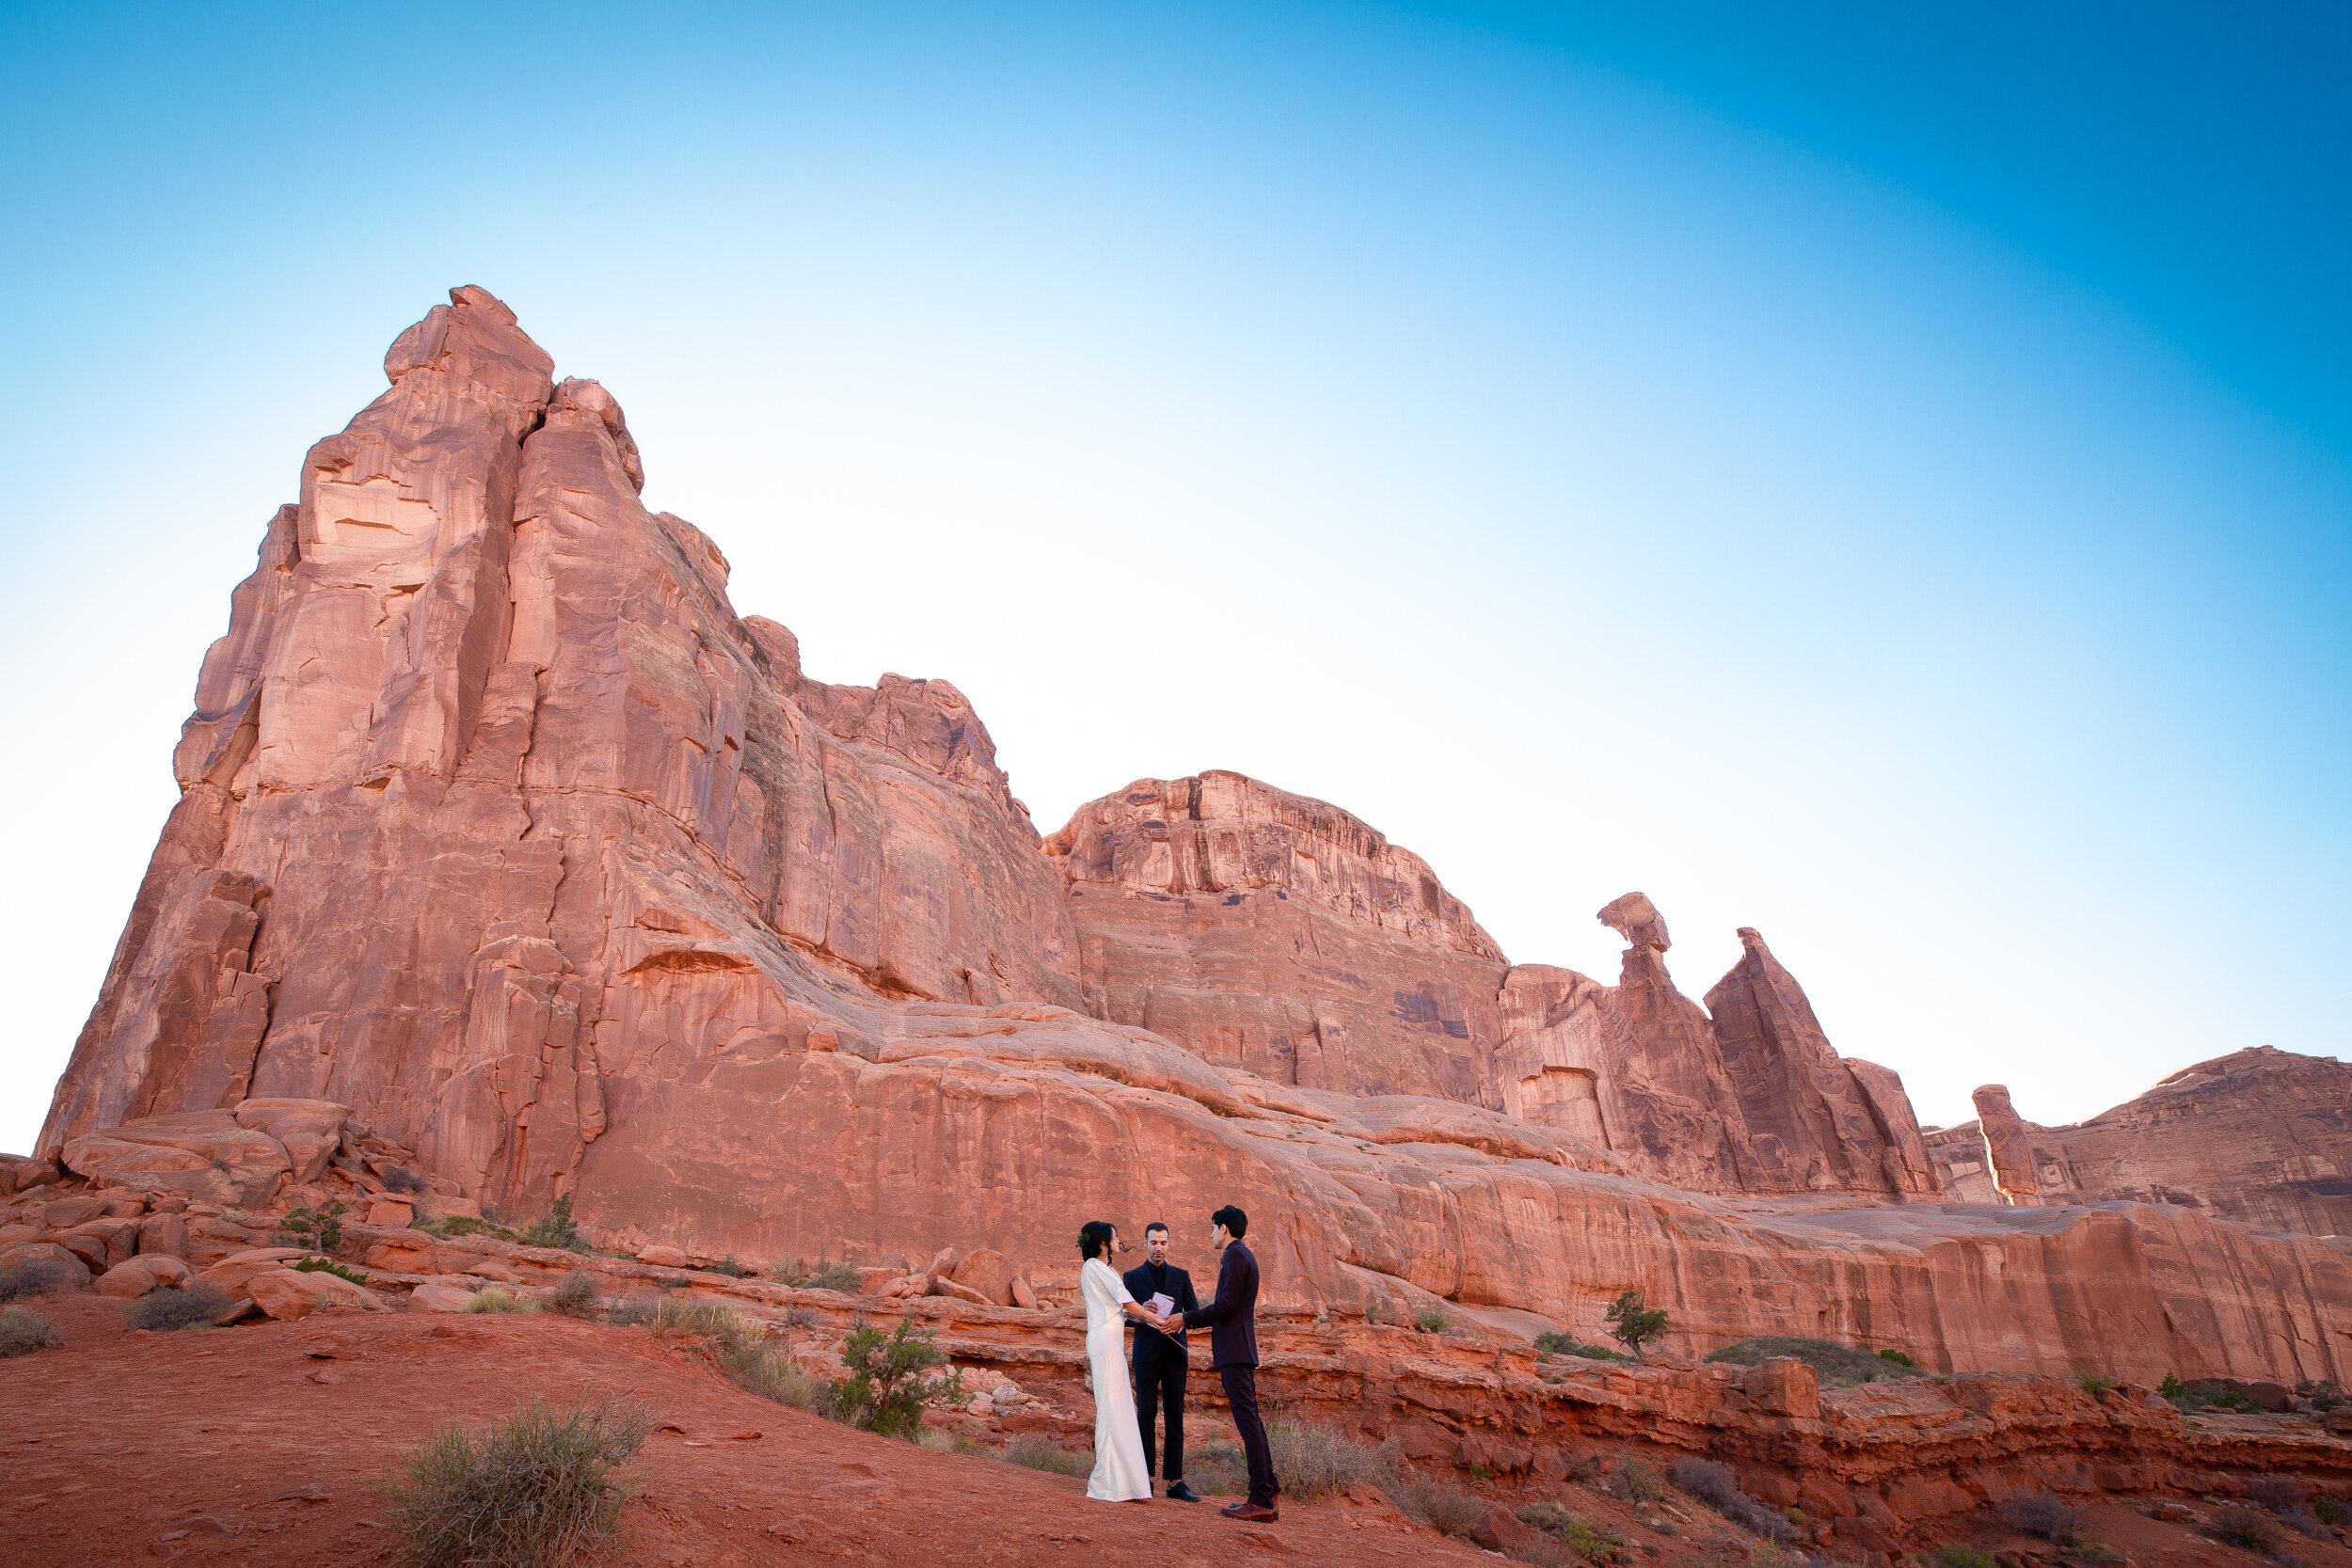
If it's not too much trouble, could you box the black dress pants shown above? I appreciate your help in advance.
[1218,1361,1279,1508]
[1133,1352,1184,1481]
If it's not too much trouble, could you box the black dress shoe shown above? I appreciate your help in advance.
[1167,1481,1201,1502]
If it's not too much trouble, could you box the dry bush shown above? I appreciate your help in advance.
[1391,1471,1487,1537]
[1000,1433,1089,1477]
[123,1283,236,1332]
[547,1269,602,1319]
[2210,1504,2287,1555]
[0,1306,64,1358]
[1263,1421,1395,1498]
[1668,1456,1798,1542]
[0,1259,74,1303]
[379,1395,653,1568]
[1704,1336,1923,1386]
[467,1287,537,1314]
[1520,1497,1628,1563]
[1997,1491,2087,1544]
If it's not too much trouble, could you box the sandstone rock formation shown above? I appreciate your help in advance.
[26,288,2352,1387]
[1046,775,1937,1197]
[1929,1048,2352,1236]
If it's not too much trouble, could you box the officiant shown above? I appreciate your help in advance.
[1124,1220,1202,1502]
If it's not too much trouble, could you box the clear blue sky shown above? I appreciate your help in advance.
[2,2,2344,1156]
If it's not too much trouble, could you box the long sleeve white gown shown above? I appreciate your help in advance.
[1080,1256,1153,1501]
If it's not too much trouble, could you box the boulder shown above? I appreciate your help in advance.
[200,1247,314,1295]
[637,1245,689,1268]
[406,1282,478,1313]
[1471,1505,1537,1554]
[42,1195,106,1228]
[137,1211,190,1259]
[0,1154,59,1195]
[366,1199,415,1228]
[0,1242,94,1292]
[952,1247,1015,1306]
[245,1267,388,1321]
[60,1111,292,1207]
[97,1254,196,1296]
[230,1100,350,1184]
[56,1216,142,1271]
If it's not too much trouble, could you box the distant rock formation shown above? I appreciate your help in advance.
[27,288,2352,1386]
[1927,1048,2352,1236]
[1047,773,1937,1198]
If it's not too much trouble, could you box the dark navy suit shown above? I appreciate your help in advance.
[1180,1240,1278,1507]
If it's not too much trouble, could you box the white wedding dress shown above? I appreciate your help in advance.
[1080,1256,1153,1501]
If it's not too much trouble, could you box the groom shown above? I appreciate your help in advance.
[1160,1204,1279,1522]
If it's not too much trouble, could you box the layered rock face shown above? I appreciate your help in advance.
[1046,782,1936,1197]
[1927,1048,2352,1237]
[29,289,2352,1386]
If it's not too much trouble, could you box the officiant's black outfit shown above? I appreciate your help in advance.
[1181,1239,1279,1511]
[1122,1256,1198,1484]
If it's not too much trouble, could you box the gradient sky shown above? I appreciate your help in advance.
[2,2,2345,1159]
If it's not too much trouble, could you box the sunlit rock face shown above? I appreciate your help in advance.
[1926,1048,2352,1237]
[33,288,2352,1387]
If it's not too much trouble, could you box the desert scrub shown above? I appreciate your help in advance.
[2209,1504,2286,1555]
[381,1165,427,1195]
[0,1306,65,1357]
[1412,1307,1450,1333]
[0,1259,75,1303]
[1997,1491,2090,1549]
[518,1194,590,1254]
[467,1287,537,1314]
[414,1214,525,1244]
[1704,1336,1926,1386]
[547,1269,603,1319]
[292,1258,370,1285]
[833,1313,961,1437]
[277,1200,348,1253]
[1668,1456,1797,1542]
[1391,1471,1488,1538]
[769,1256,862,1294]
[1520,1498,1628,1563]
[1878,1348,1917,1367]
[379,1395,653,1568]
[1001,1434,1091,1476]
[1263,1421,1396,1497]
[2074,1372,2115,1395]
[2314,1498,2351,1528]
[1615,1456,1665,1503]
[1534,1331,1634,1364]
[123,1283,237,1331]
[1928,1548,1997,1568]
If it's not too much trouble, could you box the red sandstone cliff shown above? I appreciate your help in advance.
[27,289,2352,1386]
[1927,1048,2352,1237]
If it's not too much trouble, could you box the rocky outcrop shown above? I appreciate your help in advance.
[1047,779,1934,1199]
[27,288,2352,1388]
[1929,1049,2352,1236]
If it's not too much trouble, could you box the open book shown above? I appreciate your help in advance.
[1147,1291,1175,1319]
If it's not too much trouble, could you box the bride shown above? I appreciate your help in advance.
[1076,1220,1157,1502]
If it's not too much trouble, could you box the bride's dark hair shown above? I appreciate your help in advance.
[1076,1220,1116,1259]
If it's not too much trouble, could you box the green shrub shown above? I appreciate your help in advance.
[292,1258,369,1285]
[704,1257,747,1278]
[1392,1471,1487,1538]
[0,1306,65,1357]
[1617,1456,1665,1503]
[547,1269,602,1319]
[2074,1372,2114,1395]
[1603,1290,1669,1357]
[517,1194,590,1254]
[0,1259,75,1303]
[123,1283,237,1331]
[414,1214,524,1244]
[1519,1498,1627,1562]
[1534,1331,1635,1363]
[1703,1336,1927,1386]
[833,1313,961,1438]
[2296,1379,2344,1412]
[378,1395,652,1568]
[1929,1546,1997,1568]
[1263,1421,1396,1497]
[1413,1307,1450,1333]
[467,1287,536,1314]
[277,1201,347,1254]
[769,1254,862,1293]
[2313,1498,2350,1528]
[1001,1434,1089,1477]
[1878,1348,1917,1367]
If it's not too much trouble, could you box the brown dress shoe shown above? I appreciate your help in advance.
[1220,1502,1279,1521]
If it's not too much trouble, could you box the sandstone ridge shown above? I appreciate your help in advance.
[27,288,2352,1388]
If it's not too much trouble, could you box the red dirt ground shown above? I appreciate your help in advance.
[8,1292,2351,1568]
[1,1294,1487,1568]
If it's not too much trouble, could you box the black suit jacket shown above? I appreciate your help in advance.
[1122,1259,1198,1367]
[1180,1240,1260,1368]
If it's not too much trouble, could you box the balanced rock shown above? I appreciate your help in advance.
[97,1254,195,1296]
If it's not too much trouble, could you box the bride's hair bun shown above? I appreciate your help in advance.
[1076,1220,1115,1259]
